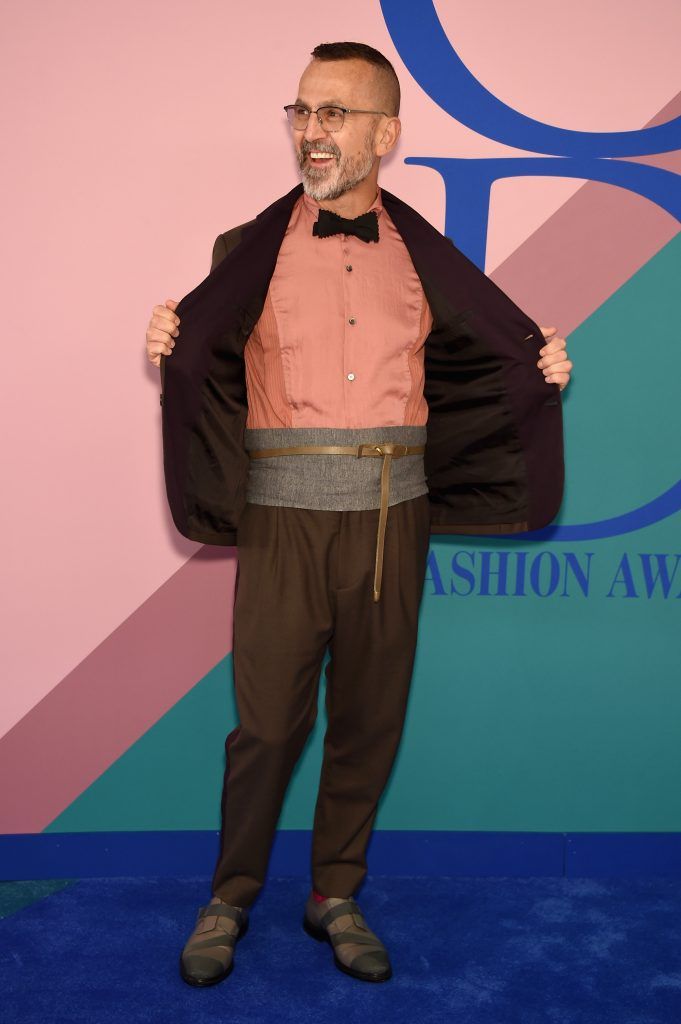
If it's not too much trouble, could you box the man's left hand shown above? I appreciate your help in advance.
[537,327,572,391]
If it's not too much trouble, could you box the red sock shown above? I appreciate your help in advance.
[312,889,327,902]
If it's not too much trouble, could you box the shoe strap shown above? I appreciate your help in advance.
[319,898,362,930]
[187,931,239,951]
[197,903,244,924]
[329,930,384,950]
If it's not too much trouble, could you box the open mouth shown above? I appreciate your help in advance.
[306,151,336,166]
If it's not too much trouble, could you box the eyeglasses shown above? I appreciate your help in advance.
[283,103,390,132]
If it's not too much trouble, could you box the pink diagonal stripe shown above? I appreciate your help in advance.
[0,547,237,832]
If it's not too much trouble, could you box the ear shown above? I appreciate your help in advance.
[376,116,401,156]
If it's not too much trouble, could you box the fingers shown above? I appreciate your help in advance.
[545,372,570,391]
[150,304,180,335]
[146,327,176,362]
[541,358,572,391]
[538,334,566,357]
[147,331,175,350]
[146,302,181,365]
[541,344,571,390]
[149,316,179,337]
[539,351,572,371]
[537,334,571,374]
[534,329,572,390]
[147,337,174,365]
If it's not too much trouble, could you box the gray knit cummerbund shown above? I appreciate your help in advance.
[243,426,428,511]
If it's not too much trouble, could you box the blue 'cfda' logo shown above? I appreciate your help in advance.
[381,0,681,539]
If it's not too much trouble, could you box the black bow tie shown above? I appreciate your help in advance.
[312,208,379,243]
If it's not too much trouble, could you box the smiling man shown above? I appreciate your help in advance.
[146,41,571,988]
[290,57,396,214]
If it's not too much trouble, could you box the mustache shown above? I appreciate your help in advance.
[301,146,339,158]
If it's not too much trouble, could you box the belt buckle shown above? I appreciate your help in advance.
[357,442,408,458]
[376,443,408,458]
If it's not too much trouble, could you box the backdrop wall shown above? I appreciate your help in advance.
[1,0,679,872]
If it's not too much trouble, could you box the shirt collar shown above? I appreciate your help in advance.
[301,185,383,220]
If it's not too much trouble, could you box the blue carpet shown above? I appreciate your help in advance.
[1,875,680,1023]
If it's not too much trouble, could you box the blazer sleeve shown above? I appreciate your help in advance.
[210,219,258,272]
[210,233,229,272]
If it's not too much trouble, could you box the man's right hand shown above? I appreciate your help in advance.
[146,299,181,367]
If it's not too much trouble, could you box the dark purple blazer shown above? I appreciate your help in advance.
[160,182,564,546]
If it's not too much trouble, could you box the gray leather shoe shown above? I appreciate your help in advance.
[179,896,249,986]
[303,894,392,982]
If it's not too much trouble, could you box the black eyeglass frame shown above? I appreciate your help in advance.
[283,103,391,132]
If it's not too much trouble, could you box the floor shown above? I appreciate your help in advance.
[2,874,681,1023]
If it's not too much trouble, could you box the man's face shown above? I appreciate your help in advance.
[292,59,384,202]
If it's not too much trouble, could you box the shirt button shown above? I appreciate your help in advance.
[347,373,355,381]
[345,264,352,271]
[348,317,356,325]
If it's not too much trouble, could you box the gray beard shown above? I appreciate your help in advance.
[299,132,376,202]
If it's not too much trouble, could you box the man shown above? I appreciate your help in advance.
[145,41,572,987]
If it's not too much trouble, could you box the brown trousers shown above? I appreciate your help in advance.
[210,493,431,907]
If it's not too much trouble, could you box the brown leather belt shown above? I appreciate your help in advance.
[247,442,425,603]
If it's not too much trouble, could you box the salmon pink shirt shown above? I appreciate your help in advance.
[243,186,433,430]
